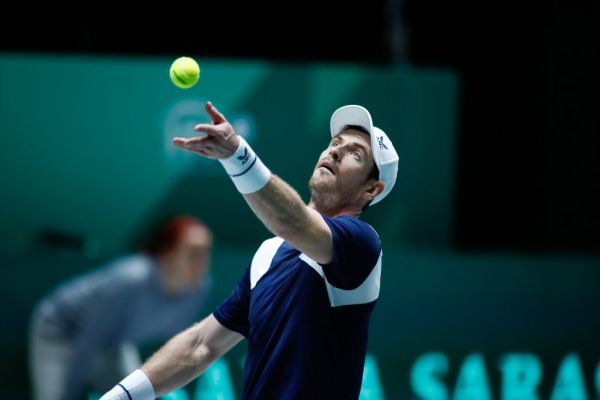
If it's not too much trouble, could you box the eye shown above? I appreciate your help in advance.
[351,151,361,160]
[331,141,339,147]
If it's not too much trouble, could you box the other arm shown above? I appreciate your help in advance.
[101,314,243,399]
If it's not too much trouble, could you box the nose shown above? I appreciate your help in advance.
[329,146,341,161]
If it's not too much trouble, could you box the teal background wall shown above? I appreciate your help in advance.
[0,53,458,257]
[1,54,599,399]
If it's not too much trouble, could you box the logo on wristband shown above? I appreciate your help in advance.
[238,147,251,165]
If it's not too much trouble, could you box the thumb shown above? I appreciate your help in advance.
[205,101,227,124]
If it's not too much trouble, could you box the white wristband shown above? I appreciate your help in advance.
[100,369,155,400]
[219,136,272,194]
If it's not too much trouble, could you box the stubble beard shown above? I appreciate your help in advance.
[308,173,352,215]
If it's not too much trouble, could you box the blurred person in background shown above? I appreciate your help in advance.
[29,215,214,400]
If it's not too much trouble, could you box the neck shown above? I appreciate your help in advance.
[308,196,362,218]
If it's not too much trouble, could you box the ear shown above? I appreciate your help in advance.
[363,180,385,202]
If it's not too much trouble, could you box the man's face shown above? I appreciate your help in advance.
[308,129,377,213]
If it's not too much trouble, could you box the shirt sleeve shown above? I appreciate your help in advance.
[320,215,382,290]
[213,265,251,337]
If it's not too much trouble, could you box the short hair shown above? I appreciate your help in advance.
[146,215,211,256]
[341,125,380,213]
[342,124,370,137]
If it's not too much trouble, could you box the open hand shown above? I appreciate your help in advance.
[172,101,241,159]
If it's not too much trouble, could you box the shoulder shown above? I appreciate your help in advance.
[35,255,153,318]
[249,237,285,289]
[318,216,382,290]
[45,254,150,295]
[254,236,285,254]
[321,215,381,267]
[105,254,156,286]
[322,215,381,246]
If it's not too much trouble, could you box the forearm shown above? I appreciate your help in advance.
[101,315,242,400]
[244,175,312,238]
[142,320,218,396]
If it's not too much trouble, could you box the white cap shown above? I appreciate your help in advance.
[330,105,399,205]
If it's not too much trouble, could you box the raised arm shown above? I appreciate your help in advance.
[100,315,242,399]
[172,102,333,264]
[242,176,333,263]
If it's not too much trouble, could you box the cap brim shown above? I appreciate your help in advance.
[330,105,373,139]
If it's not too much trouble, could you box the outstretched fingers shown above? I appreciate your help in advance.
[193,122,234,144]
[205,101,227,124]
[172,136,210,152]
[193,123,221,136]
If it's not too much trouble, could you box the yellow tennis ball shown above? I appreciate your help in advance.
[169,57,200,89]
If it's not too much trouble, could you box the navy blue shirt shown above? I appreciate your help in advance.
[214,215,382,400]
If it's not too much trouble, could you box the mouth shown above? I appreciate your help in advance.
[318,161,336,175]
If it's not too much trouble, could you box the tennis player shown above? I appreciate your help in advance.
[100,102,399,400]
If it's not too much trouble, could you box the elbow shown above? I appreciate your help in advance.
[184,325,217,367]
[191,342,217,367]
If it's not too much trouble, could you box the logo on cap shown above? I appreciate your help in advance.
[377,136,388,150]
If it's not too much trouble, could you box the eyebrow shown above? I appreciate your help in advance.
[331,136,369,157]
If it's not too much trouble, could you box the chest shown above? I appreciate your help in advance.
[248,244,330,327]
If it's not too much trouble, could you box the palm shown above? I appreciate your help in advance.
[172,101,240,159]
